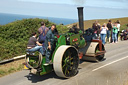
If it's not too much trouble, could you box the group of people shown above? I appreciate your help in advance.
[120,24,128,40]
[26,20,127,65]
[92,20,121,45]
[27,22,58,65]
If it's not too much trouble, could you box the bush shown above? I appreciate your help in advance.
[0,18,68,61]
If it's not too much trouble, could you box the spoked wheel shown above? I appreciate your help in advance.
[25,51,42,69]
[53,45,79,78]
[95,44,105,61]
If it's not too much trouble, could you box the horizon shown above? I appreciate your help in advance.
[0,12,128,26]
[0,12,128,21]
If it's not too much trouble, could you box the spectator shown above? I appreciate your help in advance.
[116,20,121,41]
[112,22,118,43]
[27,32,44,55]
[127,24,128,29]
[44,24,56,65]
[92,20,101,38]
[100,23,108,45]
[120,24,128,40]
[107,20,113,43]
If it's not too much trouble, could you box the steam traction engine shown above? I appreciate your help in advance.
[25,7,106,78]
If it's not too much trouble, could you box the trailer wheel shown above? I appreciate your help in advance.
[25,51,42,69]
[53,45,79,78]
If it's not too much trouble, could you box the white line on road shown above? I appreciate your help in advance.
[92,56,128,72]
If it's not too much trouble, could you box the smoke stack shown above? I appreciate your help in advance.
[77,7,84,33]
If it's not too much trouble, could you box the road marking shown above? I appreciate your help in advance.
[92,56,128,72]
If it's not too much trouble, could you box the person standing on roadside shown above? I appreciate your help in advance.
[100,23,108,45]
[107,20,113,43]
[116,20,121,41]
[112,22,118,43]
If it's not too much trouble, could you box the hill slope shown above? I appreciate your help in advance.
[0,18,68,61]
[70,17,128,30]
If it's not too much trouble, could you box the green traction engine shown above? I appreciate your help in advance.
[25,7,106,78]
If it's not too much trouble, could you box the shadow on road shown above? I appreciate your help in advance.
[24,57,105,83]
[80,60,97,64]
[79,58,106,64]
[24,71,68,83]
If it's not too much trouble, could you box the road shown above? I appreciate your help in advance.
[0,40,128,85]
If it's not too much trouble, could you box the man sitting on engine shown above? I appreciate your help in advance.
[27,32,44,55]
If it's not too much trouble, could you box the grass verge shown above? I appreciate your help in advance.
[0,59,24,77]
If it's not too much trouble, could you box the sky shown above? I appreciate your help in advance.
[0,0,128,19]
[19,0,128,9]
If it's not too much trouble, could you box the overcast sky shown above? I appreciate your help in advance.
[0,0,128,19]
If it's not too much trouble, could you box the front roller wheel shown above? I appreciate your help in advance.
[53,45,79,78]
[95,44,105,61]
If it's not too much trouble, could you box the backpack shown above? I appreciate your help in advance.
[38,27,46,43]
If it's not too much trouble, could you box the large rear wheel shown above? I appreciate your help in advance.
[53,45,79,78]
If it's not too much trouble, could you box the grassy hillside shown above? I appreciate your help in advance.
[0,18,68,61]
[69,17,128,31]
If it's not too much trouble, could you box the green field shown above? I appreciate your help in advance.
[70,17,128,31]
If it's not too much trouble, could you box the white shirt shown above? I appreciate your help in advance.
[117,24,120,31]
[100,27,107,34]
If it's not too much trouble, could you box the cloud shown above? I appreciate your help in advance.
[71,0,86,6]
[85,0,128,9]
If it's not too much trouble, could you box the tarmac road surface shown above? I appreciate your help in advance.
[0,40,128,85]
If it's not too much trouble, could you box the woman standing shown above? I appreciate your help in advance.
[112,22,118,43]
[100,23,108,45]
[116,20,121,41]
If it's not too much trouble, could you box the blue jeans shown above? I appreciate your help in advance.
[27,46,44,55]
[112,32,117,42]
[107,30,110,39]
[100,34,106,45]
